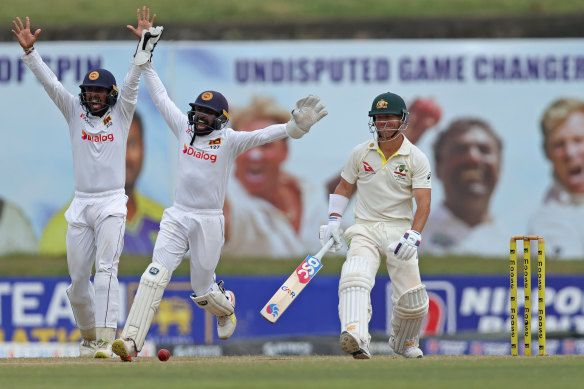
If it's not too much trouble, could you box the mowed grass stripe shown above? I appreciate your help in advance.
[3,253,584,275]
[0,355,583,389]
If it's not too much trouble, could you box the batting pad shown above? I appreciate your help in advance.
[390,284,429,354]
[191,290,234,316]
[121,263,170,351]
[338,256,374,343]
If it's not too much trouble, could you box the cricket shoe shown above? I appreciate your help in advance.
[112,338,138,362]
[339,331,371,360]
[217,289,237,340]
[93,338,113,358]
[79,339,98,358]
[388,337,423,359]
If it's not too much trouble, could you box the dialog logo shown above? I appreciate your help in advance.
[82,130,114,142]
[182,144,217,163]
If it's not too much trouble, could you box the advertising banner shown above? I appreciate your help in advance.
[1,274,583,343]
[1,39,584,259]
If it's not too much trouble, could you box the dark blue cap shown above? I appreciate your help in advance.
[189,91,229,115]
[79,69,117,90]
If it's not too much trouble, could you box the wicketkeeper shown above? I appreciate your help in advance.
[112,23,328,361]
[321,92,432,359]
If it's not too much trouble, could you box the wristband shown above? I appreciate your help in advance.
[328,193,349,217]
[24,46,34,55]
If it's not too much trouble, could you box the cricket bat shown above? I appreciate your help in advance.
[260,238,335,323]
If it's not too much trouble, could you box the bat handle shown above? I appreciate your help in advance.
[315,238,335,260]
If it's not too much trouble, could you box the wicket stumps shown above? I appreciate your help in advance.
[509,235,546,356]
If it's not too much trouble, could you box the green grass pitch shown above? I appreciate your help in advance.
[1,355,584,389]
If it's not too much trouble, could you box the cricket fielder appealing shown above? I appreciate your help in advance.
[321,92,432,359]
[112,29,328,362]
[11,8,156,358]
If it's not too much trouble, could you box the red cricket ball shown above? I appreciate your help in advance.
[157,348,171,361]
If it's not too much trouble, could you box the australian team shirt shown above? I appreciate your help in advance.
[341,136,432,223]
[22,50,140,193]
[141,62,288,210]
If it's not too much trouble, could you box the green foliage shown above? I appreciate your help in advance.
[4,0,584,26]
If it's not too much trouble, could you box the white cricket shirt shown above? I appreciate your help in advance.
[23,50,140,193]
[341,136,431,223]
[141,63,288,210]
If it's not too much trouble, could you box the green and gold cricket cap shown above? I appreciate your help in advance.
[368,92,408,117]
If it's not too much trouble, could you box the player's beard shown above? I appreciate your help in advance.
[377,130,402,143]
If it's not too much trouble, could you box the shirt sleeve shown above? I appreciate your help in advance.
[340,145,362,184]
[22,50,77,123]
[411,147,432,189]
[229,124,288,156]
[116,61,141,136]
[140,62,186,139]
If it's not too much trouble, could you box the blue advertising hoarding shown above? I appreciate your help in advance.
[1,274,583,345]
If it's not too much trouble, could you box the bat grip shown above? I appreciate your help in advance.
[315,238,335,260]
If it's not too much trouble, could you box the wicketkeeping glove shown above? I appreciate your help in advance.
[387,229,421,261]
[134,26,164,65]
[319,216,344,253]
[285,95,328,139]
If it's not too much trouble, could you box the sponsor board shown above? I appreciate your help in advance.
[1,275,584,357]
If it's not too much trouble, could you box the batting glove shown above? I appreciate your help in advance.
[319,216,344,253]
[134,26,164,65]
[387,229,421,261]
[285,95,328,139]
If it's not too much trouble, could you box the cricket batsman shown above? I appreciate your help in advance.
[320,92,432,359]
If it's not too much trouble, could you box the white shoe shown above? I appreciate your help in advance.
[217,290,236,340]
[93,339,113,358]
[339,331,371,360]
[389,337,423,359]
[79,339,98,358]
[112,338,138,362]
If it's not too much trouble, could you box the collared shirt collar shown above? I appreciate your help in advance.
[367,134,412,155]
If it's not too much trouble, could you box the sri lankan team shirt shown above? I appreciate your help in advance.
[22,50,140,193]
[141,62,287,210]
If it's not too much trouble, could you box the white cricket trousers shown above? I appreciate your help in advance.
[65,189,127,330]
[344,220,423,303]
[151,205,225,296]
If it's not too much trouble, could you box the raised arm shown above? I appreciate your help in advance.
[127,6,157,38]
[11,16,40,54]
[13,16,76,120]
[141,62,184,138]
[232,95,328,155]
[116,7,159,126]
[129,6,164,66]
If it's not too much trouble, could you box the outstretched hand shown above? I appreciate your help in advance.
[127,6,157,38]
[11,16,41,50]
[285,95,328,139]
